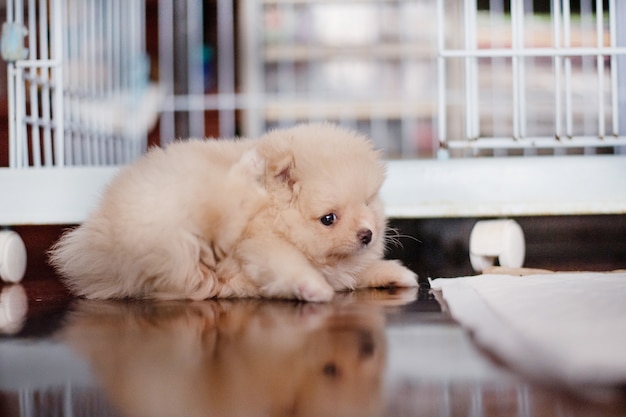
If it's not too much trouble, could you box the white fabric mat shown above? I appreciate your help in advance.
[430,272,626,388]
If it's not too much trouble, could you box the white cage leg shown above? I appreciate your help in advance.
[0,230,27,283]
[469,219,525,273]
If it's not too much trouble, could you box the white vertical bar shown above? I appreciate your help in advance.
[187,0,205,138]
[580,0,604,155]
[616,0,626,146]
[6,0,15,165]
[28,0,42,167]
[609,0,619,136]
[93,0,102,162]
[511,0,520,140]
[239,0,263,137]
[512,0,526,141]
[524,0,543,156]
[111,0,119,100]
[6,0,13,22]
[123,1,133,163]
[121,0,131,163]
[39,0,54,166]
[89,0,99,165]
[97,0,106,163]
[278,2,296,128]
[489,0,505,141]
[121,0,129,162]
[82,0,93,165]
[370,113,387,155]
[552,0,562,140]
[68,0,81,165]
[139,0,148,154]
[71,0,79,164]
[7,62,17,167]
[596,0,605,138]
[563,0,573,138]
[580,0,594,137]
[125,0,134,160]
[464,0,471,139]
[518,0,526,139]
[6,1,16,166]
[436,0,447,153]
[140,0,148,154]
[16,67,27,167]
[471,0,479,140]
[74,0,83,164]
[60,0,71,166]
[522,0,536,155]
[217,0,236,136]
[14,5,27,167]
[128,0,138,156]
[106,0,115,162]
[308,9,333,127]
[464,0,478,140]
[400,2,417,158]
[112,0,123,162]
[159,0,175,144]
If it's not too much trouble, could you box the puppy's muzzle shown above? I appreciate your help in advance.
[357,229,373,245]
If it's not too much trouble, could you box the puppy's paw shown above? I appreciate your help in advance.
[258,270,335,302]
[390,263,419,288]
[295,279,335,303]
[359,259,418,289]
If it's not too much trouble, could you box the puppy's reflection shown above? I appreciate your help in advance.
[60,298,388,417]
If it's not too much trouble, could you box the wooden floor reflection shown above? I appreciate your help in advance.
[0,282,625,417]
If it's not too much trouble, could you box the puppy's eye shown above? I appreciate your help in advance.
[320,213,337,226]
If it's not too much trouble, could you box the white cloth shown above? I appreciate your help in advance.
[430,272,626,388]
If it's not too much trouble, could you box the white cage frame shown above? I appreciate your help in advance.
[0,0,154,227]
[0,0,154,282]
[437,0,626,154]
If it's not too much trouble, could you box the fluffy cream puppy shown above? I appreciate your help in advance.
[50,123,417,301]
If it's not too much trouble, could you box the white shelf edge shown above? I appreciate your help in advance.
[382,155,626,218]
[1,156,625,226]
[0,167,120,225]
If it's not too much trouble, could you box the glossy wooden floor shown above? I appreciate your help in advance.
[1,221,625,416]
[1,277,625,417]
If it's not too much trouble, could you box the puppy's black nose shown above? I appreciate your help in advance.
[357,229,372,245]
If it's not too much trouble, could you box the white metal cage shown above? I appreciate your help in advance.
[437,0,626,156]
[161,0,626,159]
[0,0,161,226]
[3,0,154,169]
[0,0,155,282]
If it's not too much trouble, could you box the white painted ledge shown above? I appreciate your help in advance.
[382,155,626,218]
[0,166,120,225]
[1,155,625,225]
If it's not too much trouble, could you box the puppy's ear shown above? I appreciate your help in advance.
[268,153,297,190]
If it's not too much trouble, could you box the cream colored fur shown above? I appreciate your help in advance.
[49,123,417,301]
[61,299,388,417]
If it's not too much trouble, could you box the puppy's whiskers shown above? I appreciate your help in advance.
[384,227,421,251]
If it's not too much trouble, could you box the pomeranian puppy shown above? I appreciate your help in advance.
[49,123,417,301]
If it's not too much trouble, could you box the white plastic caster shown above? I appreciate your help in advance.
[0,230,27,283]
[469,219,525,273]
[0,284,27,334]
